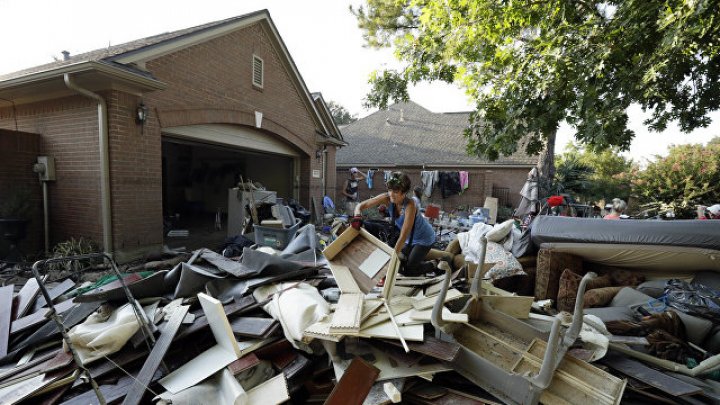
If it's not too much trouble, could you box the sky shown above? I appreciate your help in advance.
[0,0,717,162]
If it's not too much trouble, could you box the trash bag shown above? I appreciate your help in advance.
[665,279,720,323]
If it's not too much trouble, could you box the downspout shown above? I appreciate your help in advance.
[63,74,112,254]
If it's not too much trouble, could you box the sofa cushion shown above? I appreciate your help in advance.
[535,249,583,301]
[484,241,525,282]
[556,269,612,312]
[584,286,624,308]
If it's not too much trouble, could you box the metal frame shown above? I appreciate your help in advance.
[31,253,157,405]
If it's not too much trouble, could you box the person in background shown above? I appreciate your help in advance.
[342,167,366,215]
[604,198,627,220]
[412,186,423,210]
[355,172,436,276]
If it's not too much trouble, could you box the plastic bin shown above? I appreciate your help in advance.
[253,218,301,249]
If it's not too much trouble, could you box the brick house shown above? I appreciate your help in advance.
[0,10,344,261]
[335,101,536,214]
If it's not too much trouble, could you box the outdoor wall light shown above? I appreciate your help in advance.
[136,103,148,125]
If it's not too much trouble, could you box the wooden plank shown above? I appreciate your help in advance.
[227,353,260,375]
[381,335,461,362]
[13,278,41,320]
[520,339,626,405]
[229,317,277,339]
[330,293,363,333]
[481,295,533,319]
[325,357,380,405]
[323,226,359,260]
[328,263,361,294]
[608,335,649,345]
[412,289,463,311]
[122,305,189,405]
[0,285,14,357]
[602,353,701,397]
[359,321,424,342]
[11,299,75,335]
[32,279,76,311]
[408,308,468,323]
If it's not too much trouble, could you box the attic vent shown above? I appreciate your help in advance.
[252,55,264,88]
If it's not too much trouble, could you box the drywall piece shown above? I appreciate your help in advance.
[367,346,451,381]
[246,373,289,405]
[123,305,189,405]
[159,293,242,394]
[359,249,391,279]
[325,357,380,405]
[0,285,14,357]
[328,263,361,294]
[330,293,364,334]
[408,308,468,324]
[412,289,463,311]
[360,320,424,342]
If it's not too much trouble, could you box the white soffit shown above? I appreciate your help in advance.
[163,123,299,157]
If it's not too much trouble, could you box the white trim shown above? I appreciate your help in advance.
[163,123,299,157]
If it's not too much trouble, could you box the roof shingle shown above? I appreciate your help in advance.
[336,101,537,166]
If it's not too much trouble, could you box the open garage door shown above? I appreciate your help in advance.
[161,124,298,248]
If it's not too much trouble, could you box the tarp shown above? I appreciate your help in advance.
[530,216,720,251]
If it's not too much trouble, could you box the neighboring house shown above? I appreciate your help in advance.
[335,101,536,213]
[0,10,344,261]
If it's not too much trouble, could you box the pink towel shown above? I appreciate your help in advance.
[459,171,469,190]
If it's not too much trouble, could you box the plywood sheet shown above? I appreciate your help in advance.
[325,228,397,293]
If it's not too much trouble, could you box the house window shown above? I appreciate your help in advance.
[252,55,264,88]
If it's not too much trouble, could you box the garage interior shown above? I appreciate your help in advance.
[161,137,296,250]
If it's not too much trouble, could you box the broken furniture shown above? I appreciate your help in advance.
[227,187,276,237]
[429,237,625,405]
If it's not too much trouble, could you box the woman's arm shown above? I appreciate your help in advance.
[354,193,389,215]
[393,199,417,253]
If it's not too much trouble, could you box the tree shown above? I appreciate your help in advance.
[551,155,594,198]
[632,138,720,218]
[353,0,720,189]
[556,143,634,203]
[327,101,358,125]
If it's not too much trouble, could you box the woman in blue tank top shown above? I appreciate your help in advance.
[355,171,437,276]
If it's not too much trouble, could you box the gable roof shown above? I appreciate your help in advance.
[0,10,331,136]
[336,101,537,167]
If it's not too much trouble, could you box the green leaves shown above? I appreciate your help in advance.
[355,0,720,171]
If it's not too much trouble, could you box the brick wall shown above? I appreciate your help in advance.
[0,130,42,256]
[144,22,321,208]
[0,97,103,250]
[106,91,164,258]
[335,166,533,214]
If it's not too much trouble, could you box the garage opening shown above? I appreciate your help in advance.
[161,128,297,250]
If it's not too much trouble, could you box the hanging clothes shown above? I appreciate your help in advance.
[438,171,462,198]
[366,169,375,189]
[459,171,469,191]
[420,170,439,198]
[383,170,393,184]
